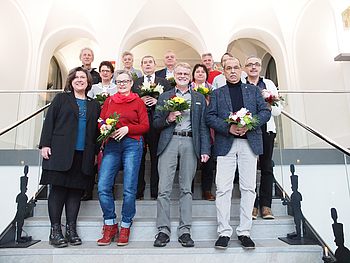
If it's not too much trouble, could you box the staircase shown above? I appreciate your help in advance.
[0,187,323,262]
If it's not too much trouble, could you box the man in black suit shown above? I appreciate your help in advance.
[132,55,172,199]
[155,50,177,79]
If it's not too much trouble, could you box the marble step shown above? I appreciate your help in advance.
[0,240,323,263]
[33,199,288,218]
[24,216,295,242]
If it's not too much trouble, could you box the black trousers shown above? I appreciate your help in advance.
[254,128,276,208]
[137,110,160,198]
[200,146,214,192]
[48,185,83,225]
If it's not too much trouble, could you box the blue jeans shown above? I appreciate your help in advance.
[98,137,143,228]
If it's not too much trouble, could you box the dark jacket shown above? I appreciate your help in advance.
[39,92,100,176]
[155,68,167,79]
[153,89,210,158]
[206,83,271,156]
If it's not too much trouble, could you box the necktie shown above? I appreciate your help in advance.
[146,75,152,82]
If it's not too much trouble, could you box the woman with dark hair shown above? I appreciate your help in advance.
[97,70,149,247]
[190,64,215,201]
[39,67,100,248]
[87,61,117,99]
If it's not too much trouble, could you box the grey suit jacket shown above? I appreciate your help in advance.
[153,89,210,158]
[206,83,271,156]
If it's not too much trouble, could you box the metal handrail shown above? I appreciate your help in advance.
[0,89,349,94]
[278,90,350,94]
[0,90,63,94]
[0,103,51,136]
[281,110,350,156]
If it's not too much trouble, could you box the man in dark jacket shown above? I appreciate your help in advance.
[132,55,172,199]
[153,62,210,248]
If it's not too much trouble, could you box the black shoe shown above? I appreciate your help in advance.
[154,232,170,247]
[65,222,82,246]
[49,224,68,248]
[238,235,255,249]
[214,236,230,249]
[136,193,144,200]
[178,233,194,247]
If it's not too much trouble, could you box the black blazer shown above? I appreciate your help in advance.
[39,92,100,176]
[155,68,167,79]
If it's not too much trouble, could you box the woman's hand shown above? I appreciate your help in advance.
[111,126,129,141]
[41,147,51,159]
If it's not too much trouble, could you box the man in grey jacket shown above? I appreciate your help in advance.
[153,62,210,248]
[206,57,271,249]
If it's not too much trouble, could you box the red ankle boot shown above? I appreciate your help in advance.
[97,224,118,246]
[117,227,130,246]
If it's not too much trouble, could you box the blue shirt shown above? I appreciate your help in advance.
[75,98,87,150]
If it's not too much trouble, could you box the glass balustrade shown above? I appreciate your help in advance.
[274,110,350,254]
[0,90,62,133]
[0,89,349,256]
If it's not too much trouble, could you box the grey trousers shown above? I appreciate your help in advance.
[215,139,257,237]
[156,135,197,237]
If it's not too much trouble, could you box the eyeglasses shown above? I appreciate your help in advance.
[245,62,261,68]
[175,72,190,76]
[116,79,131,85]
[100,70,111,73]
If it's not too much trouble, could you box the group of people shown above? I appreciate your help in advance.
[38,47,282,250]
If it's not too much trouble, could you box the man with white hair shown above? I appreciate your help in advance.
[79,47,101,85]
[153,62,210,248]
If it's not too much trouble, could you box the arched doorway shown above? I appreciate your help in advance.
[47,56,62,91]
[127,37,201,72]
[227,38,278,86]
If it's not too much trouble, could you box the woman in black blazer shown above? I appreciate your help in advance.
[39,67,100,248]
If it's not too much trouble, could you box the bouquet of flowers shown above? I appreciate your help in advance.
[157,96,191,123]
[139,82,164,98]
[166,76,176,87]
[193,84,212,97]
[131,72,138,82]
[95,92,110,106]
[261,89,284,106]
[97,112,120,143]
[225,107,259,130]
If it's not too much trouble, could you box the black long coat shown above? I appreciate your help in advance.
[39,92,100,176]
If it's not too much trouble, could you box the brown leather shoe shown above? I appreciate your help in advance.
[202,191,215,201]
[252,207,258,220]
[261,206,275,219]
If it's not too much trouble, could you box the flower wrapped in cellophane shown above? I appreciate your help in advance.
[261,89,284,106]
[139,82,164,98]
[193,84,212,97]
[157,96,190,123]
[95,92,110,106]
[97,112,120,143]
[225,107,259,130]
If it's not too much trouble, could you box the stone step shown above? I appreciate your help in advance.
[24,216,295,242]
[33,199,288,218]
[0,240,323,263]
